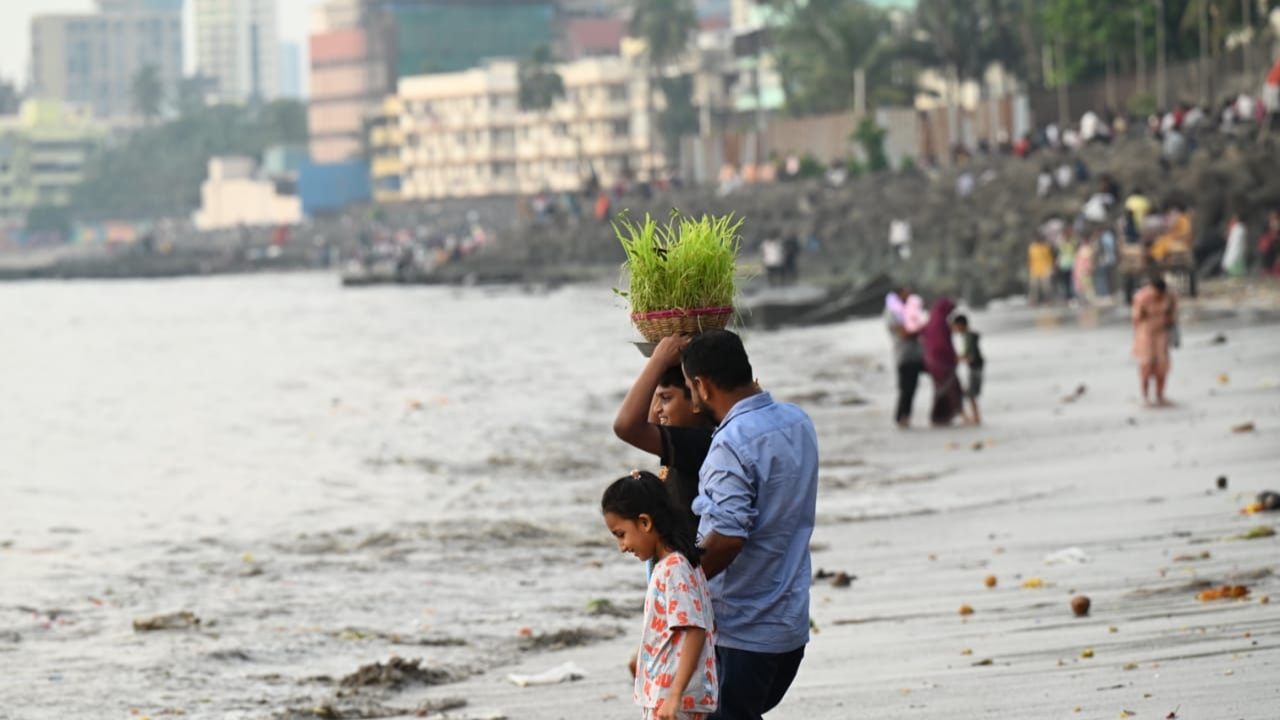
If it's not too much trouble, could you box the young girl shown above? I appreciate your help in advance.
[602,471,718,720]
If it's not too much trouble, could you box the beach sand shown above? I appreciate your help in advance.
[408,298,1279,720]
[2,280,1276,720]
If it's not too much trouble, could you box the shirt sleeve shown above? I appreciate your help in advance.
[662,556,712,631]
[692,441,756,540]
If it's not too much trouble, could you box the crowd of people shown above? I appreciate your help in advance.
[1021,91,1280,307]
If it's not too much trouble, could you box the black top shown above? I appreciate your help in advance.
[657,425,714,538]
[963,331,985,370]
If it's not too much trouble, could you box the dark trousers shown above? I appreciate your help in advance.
[896,360,924,424]
[709,645,805,720]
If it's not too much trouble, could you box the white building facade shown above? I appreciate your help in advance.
[390,56,655,200]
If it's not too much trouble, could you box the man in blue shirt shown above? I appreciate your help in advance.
[681,330,820,720]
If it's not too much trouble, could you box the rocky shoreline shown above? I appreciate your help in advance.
[7,130,1276,299]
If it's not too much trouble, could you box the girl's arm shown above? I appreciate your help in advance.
[658,626,707,720]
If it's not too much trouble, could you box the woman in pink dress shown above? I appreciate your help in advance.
[1131,276,1178,406]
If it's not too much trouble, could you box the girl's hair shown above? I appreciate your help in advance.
[601,471,701,568]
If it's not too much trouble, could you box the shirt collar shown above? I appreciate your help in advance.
[714,391,773,435]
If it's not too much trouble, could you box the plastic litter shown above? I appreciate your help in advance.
[507,661,587,687]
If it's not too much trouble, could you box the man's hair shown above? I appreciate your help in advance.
[952,314,969,329]
[657,364,691,397]
[681,330,754,391]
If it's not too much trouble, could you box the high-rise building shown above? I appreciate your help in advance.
[193,0,280,104]
[30,0,184,119]
[278,42,303,99]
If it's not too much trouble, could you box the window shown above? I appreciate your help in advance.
[608,84,628,102]
[611,119,629,137]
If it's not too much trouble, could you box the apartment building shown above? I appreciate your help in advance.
[30,0,184,119]
[0,101,106,225]
[383,55,655,200]
[193,0,281,104]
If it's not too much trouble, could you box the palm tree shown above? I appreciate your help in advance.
[772,0,915,115]
[517,45,566,191]
[630,0,697,178]
[131,64,164,125]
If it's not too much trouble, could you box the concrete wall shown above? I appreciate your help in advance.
[195,157,302,230]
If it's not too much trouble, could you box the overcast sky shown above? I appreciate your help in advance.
[0,0,314,87]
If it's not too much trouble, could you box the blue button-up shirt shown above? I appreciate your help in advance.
[692,392,819,653]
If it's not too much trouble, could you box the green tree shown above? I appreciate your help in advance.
[26,204,72,237]
[852,116,888,173]
[631,0,697,174]
[770,0,918,115]
[658,74,699,162]
[71,100,309,221]
[131,64,164,124]
[517,44,565,113]
[517,45,566,188]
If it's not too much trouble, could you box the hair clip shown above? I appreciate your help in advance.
[630,469,642,479]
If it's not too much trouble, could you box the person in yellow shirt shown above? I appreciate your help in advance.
[1124,188,1152,229]
[1151,205,1192,262]
[1027,235,1055,305]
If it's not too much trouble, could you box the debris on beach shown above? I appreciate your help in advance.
[518,626,623,651]
[1062,385,1087,403]
[1045,547,1092,565]
[339,657,458,689]
[414,697,467,716]
[507,661,586,687]
[1171,551,1210,562]
[1242,491,1280,514]
[814,568,856,587]
[958,605,974,616]
[1196,585,1250,602]
[584,599,634,618]
[1230,422,1256,433]
[984,575,997,588]
[1071,596,1092,617]
[1080,648,1094,659]
[1234,526,1276,540]
[276,700,412,719]
[1211,333,1228,345]
[1218,373,1230,385]
[971,658,994,666]
[132,611,200,632]
[1022,577,1045,589]
[1216,476,1228,490]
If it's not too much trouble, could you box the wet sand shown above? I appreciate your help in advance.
[1,278,1276,719]
[405,299,1280,720]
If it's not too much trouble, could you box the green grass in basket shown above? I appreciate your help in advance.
[614,212,742,315]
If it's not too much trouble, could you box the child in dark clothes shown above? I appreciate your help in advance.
[951,315,984,425]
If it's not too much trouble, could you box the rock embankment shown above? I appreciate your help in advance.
[465,131,1280,303]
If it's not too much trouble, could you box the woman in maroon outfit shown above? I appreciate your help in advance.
[920,297,963,426]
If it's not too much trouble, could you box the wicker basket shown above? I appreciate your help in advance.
[631,306,733,342]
